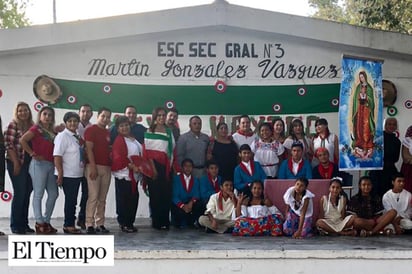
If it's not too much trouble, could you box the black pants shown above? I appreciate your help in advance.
[147,161,171,229]
[115,178,139,227]
[77,176,88,223]
[61,177,81,227]
[171,201,203,228]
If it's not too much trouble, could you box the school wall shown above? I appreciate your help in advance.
[0,2,411,218]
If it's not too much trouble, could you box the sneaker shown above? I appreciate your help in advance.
[86,226,96,234]
[96,225,110,234]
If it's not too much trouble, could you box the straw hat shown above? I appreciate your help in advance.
[382,79,397,107]
[33,75,62,104]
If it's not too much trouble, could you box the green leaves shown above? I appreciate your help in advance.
[0,0,29,29]
[309,0,412,34]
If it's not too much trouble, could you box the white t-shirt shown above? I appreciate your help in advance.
[53,128,84,178]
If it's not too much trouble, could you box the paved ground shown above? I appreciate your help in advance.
[1,217,412,254]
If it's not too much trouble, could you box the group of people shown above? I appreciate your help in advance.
[0,102,411,238]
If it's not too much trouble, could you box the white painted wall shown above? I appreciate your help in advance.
[0,2,410,218]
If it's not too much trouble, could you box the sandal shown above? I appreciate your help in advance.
[384,228,394,236]
[359,229,373,237]
[317,226,329,236]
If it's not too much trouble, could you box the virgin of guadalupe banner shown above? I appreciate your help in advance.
[339,56,383,170]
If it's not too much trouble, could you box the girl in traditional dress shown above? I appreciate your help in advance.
[283,177,314,238]
[233,180,283,236]
[144,107,175,230]
[251,122,285,178]
[316,178,355,236]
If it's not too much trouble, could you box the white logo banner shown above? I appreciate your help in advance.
[8,235,114,266]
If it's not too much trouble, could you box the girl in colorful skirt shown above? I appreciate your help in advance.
[283,177,314,238]
[233,180,283,236]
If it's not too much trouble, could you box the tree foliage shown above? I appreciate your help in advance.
[309,0,412,34]
[0,0,29,29]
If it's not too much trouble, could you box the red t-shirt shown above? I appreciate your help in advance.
[29,125,54,162]
[84,124,111,166]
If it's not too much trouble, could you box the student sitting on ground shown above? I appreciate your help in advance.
[283,177,314,238]
[172,158,202,229]
[347,176,397,237]
[198,180,237,233]
[316,177,356,236]
[382,172,412,234]
[199,160,222,206]
[234,144,267,197]
[233,180,283,236]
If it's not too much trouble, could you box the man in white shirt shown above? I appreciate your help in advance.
[382,172,412,234]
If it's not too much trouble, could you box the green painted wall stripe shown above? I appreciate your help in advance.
[52,78,340,115]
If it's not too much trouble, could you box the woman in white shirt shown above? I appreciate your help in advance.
[53,112,84,234]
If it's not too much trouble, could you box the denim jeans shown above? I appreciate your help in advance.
[7,159,33,231]
[29,159,58,224]
[61,177,81,227]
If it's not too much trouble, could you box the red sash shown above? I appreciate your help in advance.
[287,159,304,175]
[240,161,255,176]
[180,174,194,193]
[208,173,220,193]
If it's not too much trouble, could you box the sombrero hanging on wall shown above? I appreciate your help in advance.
[382,79,397,107]
[33,75,62,104]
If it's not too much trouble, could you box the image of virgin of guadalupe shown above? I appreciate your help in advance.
[351,71,376,159]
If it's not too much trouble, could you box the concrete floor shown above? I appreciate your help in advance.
[1,218,412,273]
[1,217,412,252]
